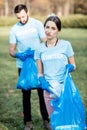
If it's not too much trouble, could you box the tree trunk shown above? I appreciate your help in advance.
[63,0,70,16]
[4,0,9,17]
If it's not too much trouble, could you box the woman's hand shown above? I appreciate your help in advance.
[66,64,74,73]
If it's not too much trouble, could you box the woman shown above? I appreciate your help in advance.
[35,15,76,116]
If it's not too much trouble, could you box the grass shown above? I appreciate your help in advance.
[0,27,87,130]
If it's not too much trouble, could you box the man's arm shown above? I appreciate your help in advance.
[9,44,16,57]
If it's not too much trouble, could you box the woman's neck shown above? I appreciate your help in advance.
[46,38,58,47]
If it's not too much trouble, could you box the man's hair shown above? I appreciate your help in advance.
[14,4,28,13]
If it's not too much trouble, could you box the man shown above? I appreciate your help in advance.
[9,4,51,130]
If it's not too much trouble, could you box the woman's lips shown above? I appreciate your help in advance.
[46,33,51,36]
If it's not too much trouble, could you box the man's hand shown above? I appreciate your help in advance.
[15,48,35,61]
[15,52,27,61]
[25,48,35,58]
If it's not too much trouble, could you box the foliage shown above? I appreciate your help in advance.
[0,123,8,130]
[0,27,87,130]
[61,14,87,28]
[0,17,17,26]
[0,0,87,16]
[0,14,87,29]
[74,0,87,14]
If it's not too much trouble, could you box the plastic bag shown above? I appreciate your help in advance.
[16,58,39,90]
[50,71,86,130]
[39,76,64,97]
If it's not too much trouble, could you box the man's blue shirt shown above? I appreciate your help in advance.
[9,17,46,68]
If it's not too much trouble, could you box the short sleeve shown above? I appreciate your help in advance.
[34,49,41,60]
[9,29,16,44]
[66,41,74,57]
[36,20,46,38]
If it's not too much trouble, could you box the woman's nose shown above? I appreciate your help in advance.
[47,28,51,33]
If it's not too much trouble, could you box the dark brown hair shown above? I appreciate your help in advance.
[44,16,61,31]
[14,4,28,13]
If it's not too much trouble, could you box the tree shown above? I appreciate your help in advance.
[4,0,9,16]
[49,0,75,16]
[0,0,87,16]
[74,0,87,14]
[0,0,4,15]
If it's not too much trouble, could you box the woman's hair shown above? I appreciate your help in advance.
[44,16,61,31]
[14,4,28,13]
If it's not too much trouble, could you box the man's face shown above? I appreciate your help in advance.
[15,9,28,24]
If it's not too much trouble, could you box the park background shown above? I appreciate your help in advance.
[0,0,87,130]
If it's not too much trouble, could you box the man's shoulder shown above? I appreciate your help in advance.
[30,17,40,22]
[30,17,43,25]
[10,22,19,31]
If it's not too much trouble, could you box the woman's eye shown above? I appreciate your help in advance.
[52,27,56,30]
[46,26,49,29]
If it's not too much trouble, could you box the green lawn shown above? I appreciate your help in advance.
[0,27,87,130]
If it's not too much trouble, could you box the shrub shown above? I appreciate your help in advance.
[0,123,8,130]
[61,14,87,28]
[0,17,17,26]
[0,14,87,28]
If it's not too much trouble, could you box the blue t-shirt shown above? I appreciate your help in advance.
[35,40,74,82]
[9,17,46,68]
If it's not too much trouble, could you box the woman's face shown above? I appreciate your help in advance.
[45,21,58,40]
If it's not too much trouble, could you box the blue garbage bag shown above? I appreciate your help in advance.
[15,48,35,61]
[50,71,86,130]
[16,58,39,90]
